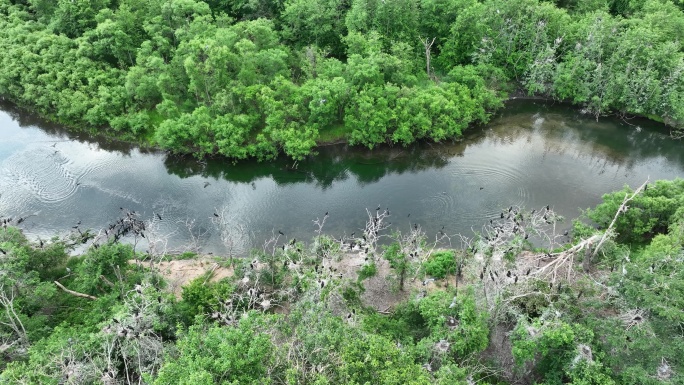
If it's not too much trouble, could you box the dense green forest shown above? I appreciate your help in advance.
[1,0,683,160]
[0,179,683,384]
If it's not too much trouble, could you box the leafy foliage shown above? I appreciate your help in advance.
[423,250,456,279]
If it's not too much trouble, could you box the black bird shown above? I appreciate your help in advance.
[112,318,120,324]
[156,213,162,220]
[508,206,512,212]
[549,282,553,289]
[506,270,511,278]
[563,230,569,236]
[350,232,355,237]
[577,290,583,299]
[278,230,284,236]
[480,271,484,280]
[479,187,484,190]
[325,211,328,216]
[514,276,518,284]
[376,205,381,211]
[414,223,418,230]
[407,214,410,218]
[0,248,5,255]
[644,184,648,191]
[16,217,24,224]
[213,213,219,217]
[500,212,504,219]
[51,143,57,147]
[524,234,529,240]
[531,209,536,214]
[546,205,550,211]
[203,182,210,188]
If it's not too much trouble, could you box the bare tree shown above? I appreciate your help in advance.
[591,179,649,259]
[420,36,437,79]
[211,206,249,266]
[0,284,28,356]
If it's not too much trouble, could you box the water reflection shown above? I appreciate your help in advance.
[0,100,682,256]
[163,142,453,188]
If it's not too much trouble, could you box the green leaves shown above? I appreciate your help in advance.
[155,318,274,385]
[422,251,456,279]
[585,179,684,244]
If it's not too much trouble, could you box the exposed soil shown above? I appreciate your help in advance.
[152,250,457,311]
[154,258,233,297]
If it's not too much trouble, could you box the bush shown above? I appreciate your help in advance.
[423,251,456,279]
[357,262,377,281]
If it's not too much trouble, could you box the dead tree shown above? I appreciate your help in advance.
[591,179,649,259]
[420,36,437,79]
[360,207,392,259]
[211,206,248,266]
[0,285,28,353]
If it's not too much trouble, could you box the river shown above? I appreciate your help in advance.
[1,100,682,256]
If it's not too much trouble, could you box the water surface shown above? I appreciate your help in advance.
[1,100,682,255]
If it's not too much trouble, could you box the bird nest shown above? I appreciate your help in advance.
[657,357,673,381]
[619,309,647,330]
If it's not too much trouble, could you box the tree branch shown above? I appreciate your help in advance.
[592,179,649,258]
[54,281,98,300]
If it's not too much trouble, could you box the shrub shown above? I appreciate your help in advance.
[423,251,456,279]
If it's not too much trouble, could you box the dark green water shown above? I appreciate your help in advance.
[1,100,682,255]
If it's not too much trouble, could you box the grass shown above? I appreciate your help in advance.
[317,123,350,144]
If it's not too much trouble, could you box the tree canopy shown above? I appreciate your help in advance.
[1,0,681,160]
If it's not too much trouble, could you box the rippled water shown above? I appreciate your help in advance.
[1,100,682,255]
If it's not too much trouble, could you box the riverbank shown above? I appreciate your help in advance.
[3,178,684,384]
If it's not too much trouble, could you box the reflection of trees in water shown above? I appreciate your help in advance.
[7,97,682,185]
[486,100,684,170]
[164,142,456,187]
[163,100,684,187]
[0,100,145,157]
